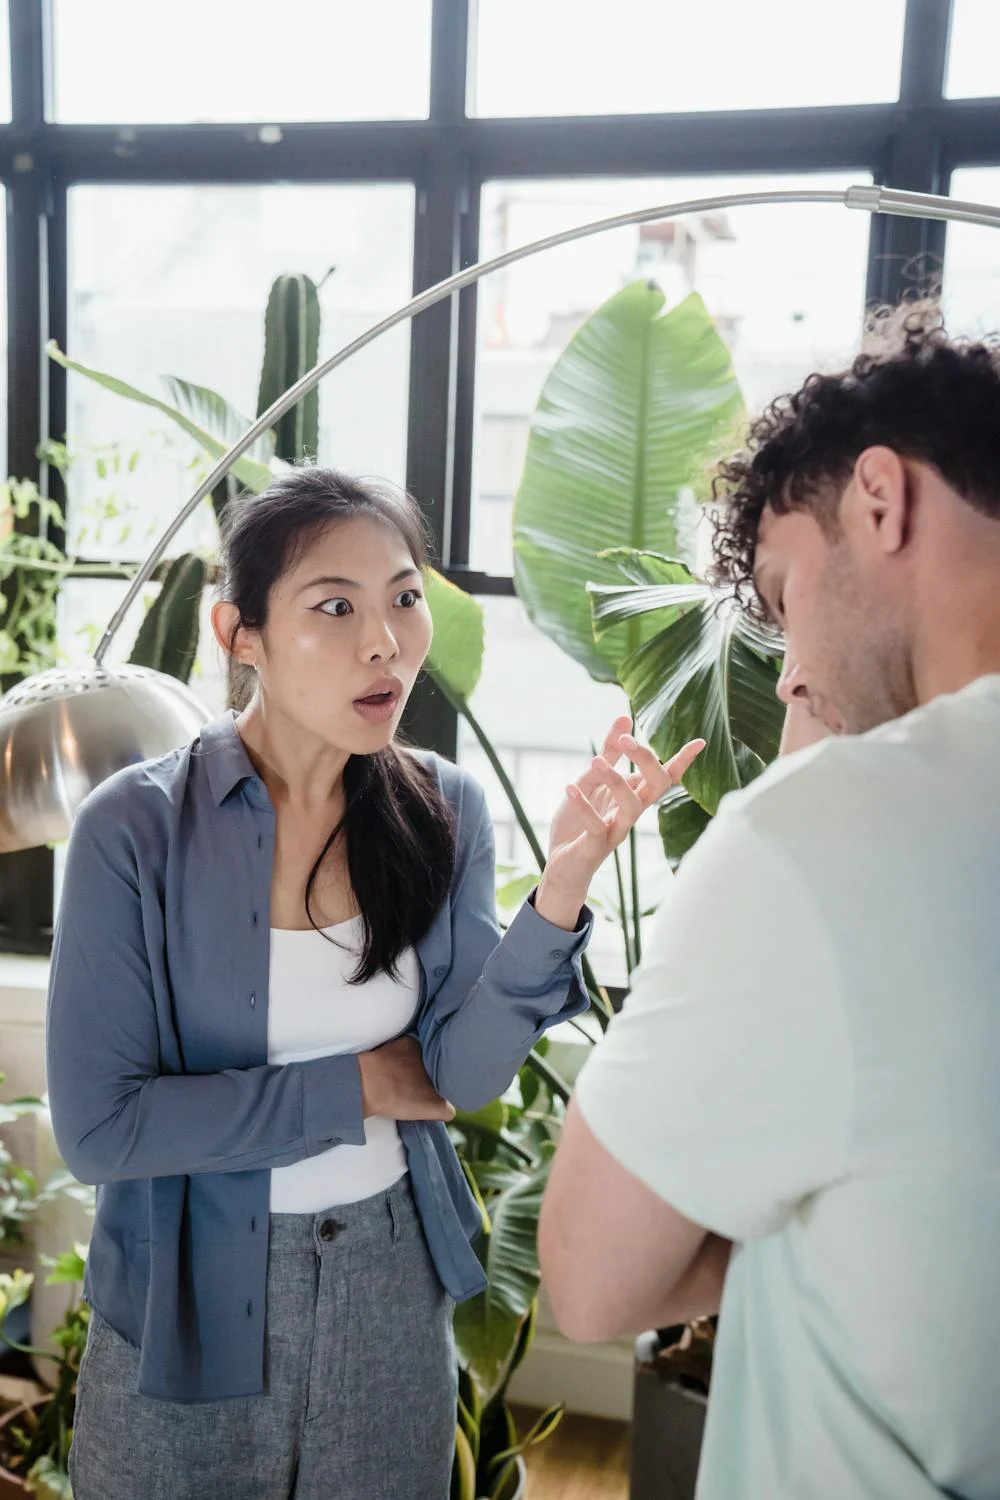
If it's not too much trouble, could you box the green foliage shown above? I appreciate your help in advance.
[589,551,783,815]
[2,1269,89,1494]
[512,283,744,683]
[128,552,208,684]
[257,271,325,463]
[46,342,275,497]
[0,481,65,683]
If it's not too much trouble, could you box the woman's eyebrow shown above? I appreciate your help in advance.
[298,566,419,594]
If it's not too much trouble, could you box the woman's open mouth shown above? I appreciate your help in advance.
[352,689,401,723]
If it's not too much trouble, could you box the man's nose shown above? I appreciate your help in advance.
[776,658,807,707]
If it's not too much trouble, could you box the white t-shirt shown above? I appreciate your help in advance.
[268,917,419,1212]
[576,674,1000,1500]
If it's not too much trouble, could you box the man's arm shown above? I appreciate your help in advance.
[539,799,851,1346]
[539,1100,730,1342]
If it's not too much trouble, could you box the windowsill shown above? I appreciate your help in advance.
[0,954,49,1024]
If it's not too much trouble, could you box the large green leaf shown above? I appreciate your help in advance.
[129,552,207,683]
[424,569,485,703]
[47,343,274,495]
[513,284,744,683]
[452,1154,550,1408]
[657,786,712,869]
[160,375,276,467]
[590,551,783,814]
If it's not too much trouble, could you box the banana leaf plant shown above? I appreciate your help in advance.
[589,550,784,863]
[510,277,779,949]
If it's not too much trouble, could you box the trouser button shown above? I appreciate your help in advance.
[318,1218,341,1241]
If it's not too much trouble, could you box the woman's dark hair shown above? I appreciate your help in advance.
[710,299,1000,617]
[217,466,455,983]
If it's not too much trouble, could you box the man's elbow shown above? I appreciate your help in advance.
[545,1281,628,1344]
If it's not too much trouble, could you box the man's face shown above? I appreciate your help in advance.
[753,495,915,736]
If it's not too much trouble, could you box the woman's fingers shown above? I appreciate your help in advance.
[620,732,705,793]
[600,714,634,767]
[566,783,614,836]
[663,738,706,782]
[580,756,645,823]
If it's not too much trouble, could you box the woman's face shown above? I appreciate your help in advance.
[240,514,433,753]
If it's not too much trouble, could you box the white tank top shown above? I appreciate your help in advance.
[267,916,420,1213]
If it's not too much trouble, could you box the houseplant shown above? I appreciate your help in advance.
[0,1248,87,1500]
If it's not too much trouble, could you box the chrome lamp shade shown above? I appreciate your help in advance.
[1,183,998,853]
[0,666,209,853]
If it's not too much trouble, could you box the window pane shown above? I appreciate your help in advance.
[946,0,1000,98]
[472,0,905,115]
[53,0,431,122]
[457,595,667,989]
[943,167,1000,336]
[472,172,871,571]
[0,10,9,122]
[57,576,228,715]
[0,189,7,469]
[66,184,414,562]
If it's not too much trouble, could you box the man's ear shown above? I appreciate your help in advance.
[210,600,256,666]
[850,445,911,556]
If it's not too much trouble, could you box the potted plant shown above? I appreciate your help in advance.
[453,1302,563,1500]
[0,1249,87,1499]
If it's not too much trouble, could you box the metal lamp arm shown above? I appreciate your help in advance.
[92,182,1000,667]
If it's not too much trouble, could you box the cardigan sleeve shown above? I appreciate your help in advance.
[416,778,592,1111]
[46,807,366,1185]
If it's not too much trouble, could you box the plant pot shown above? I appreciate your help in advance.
[629,1333,708,1500]
[510,1456,527,1500]
[0,1396,50,1497]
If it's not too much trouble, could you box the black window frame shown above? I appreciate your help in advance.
[1,0,998,953]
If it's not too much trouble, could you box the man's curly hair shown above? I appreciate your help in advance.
[710,299,1000,616]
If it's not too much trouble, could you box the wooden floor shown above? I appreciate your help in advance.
[515,1408,631,1500]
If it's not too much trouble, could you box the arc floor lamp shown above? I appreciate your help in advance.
[0,182,997,852]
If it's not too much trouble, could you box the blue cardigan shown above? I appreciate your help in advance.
[46,713,591,1401]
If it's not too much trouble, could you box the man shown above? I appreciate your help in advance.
[539,301,1000,1499]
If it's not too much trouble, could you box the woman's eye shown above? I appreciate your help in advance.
[318,598,351,617]
[395,589,423,608]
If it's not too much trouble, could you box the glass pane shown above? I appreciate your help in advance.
[0,10,9,122]
[66,183,414,563]
[57,576,228,715]
[0,189,6,470]
[946,0,1000,98]
[472,0,905,115]
[943,167,1000,336]
[458,595,668,990]
[53,0,431,122]
[472,172,871,571]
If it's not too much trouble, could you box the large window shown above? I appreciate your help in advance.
[946,0,1000,98]
[472,0,907,115]
[943,167,1000,335]
[52,0,432,122]
[1,0,999,954]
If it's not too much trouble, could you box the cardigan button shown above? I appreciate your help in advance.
[549,949,565,960]
[434,965,448,978]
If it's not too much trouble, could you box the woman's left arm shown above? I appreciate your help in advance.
[416,717,704,1111]
[415,785,592,1111]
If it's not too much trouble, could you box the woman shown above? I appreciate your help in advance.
[47,467,702,1500]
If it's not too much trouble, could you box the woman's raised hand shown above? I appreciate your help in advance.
[534,715,705,928]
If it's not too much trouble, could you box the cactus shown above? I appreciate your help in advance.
[256,272,322,463]
[129,552,206,684]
